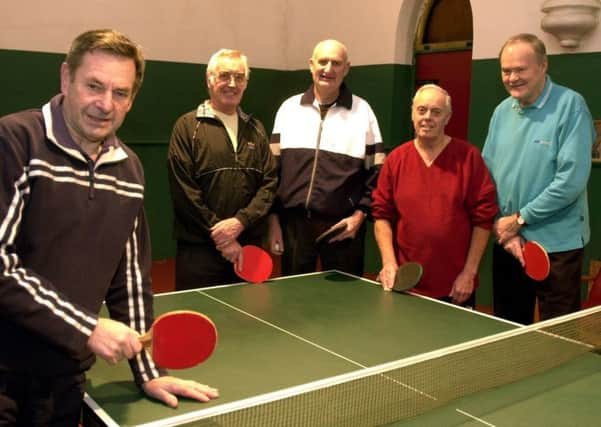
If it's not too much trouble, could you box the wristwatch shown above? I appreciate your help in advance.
[516,212,526,226]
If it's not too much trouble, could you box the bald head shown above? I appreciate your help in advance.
[309,39,350,104]
[312,39,349,63]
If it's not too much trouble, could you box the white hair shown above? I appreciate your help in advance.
[412,84,452,112]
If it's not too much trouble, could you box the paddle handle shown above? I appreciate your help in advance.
[139,331,152,349]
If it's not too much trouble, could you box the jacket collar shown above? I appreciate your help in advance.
[300,82,353,110]
[196,100,251,122]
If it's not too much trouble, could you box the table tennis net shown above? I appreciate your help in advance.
[192,306,601,427]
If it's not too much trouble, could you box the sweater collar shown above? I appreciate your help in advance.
[511,75,553,113]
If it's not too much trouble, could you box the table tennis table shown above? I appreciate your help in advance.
[82,271,601,426]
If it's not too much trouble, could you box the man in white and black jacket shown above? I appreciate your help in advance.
[0,29,217,426]
[268,39,385,277]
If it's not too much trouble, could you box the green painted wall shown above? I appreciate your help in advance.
[346,64,415,273]
[5,47,597,307]
[0,50,62,114]
[0,49,413,265]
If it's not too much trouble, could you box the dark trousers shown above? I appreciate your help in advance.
[0,371,85,427]
[440,293,476,309]
[492,244,583,325]
[280,209,366,277]
[175,241,242,290]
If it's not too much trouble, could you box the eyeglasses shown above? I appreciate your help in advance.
[215,71,247,84]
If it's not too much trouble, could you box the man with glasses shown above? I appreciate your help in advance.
[168,49,277,289]
[482,33,595,324]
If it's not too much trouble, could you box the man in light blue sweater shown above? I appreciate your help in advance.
[483,33,595,324]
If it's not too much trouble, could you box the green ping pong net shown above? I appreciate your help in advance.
[185,306,601,426]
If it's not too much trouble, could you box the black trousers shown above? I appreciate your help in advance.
[0,371,85,427]
[280,209,366,277]
[175,241,248,290]
[492,243,583,325]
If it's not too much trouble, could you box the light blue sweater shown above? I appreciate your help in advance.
[483,76,594,252]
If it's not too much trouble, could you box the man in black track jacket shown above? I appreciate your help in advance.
[168,49,277,289]
[0,29,218,426]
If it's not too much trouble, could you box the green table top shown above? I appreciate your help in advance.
[83,272,601,426]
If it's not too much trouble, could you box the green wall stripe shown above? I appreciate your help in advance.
[3,48,599,306]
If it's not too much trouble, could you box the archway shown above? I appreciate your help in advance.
[409,0,474,140]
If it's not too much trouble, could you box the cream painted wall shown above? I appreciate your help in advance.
[2,1,600,68]
[0,0,415,67]
[471,0,601,59]
[282,0,407,68]
[0,0,288,68]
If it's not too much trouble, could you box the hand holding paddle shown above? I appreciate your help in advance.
[140,310,217,369]
[503,237,550,281]
[392,262,423,292]
[315,222,346,245]
[523,240,550,281]
[88,318,144,365]
[235,245,273,283]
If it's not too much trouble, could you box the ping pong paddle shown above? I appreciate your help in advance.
[392,262,423,292]
[139,310,217,369]
[315,222,346,244]
[235,245,273,283]
[523,240,550,281]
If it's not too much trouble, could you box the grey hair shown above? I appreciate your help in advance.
[206,49,250,82]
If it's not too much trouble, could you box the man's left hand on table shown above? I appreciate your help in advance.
[142,376,219,408]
